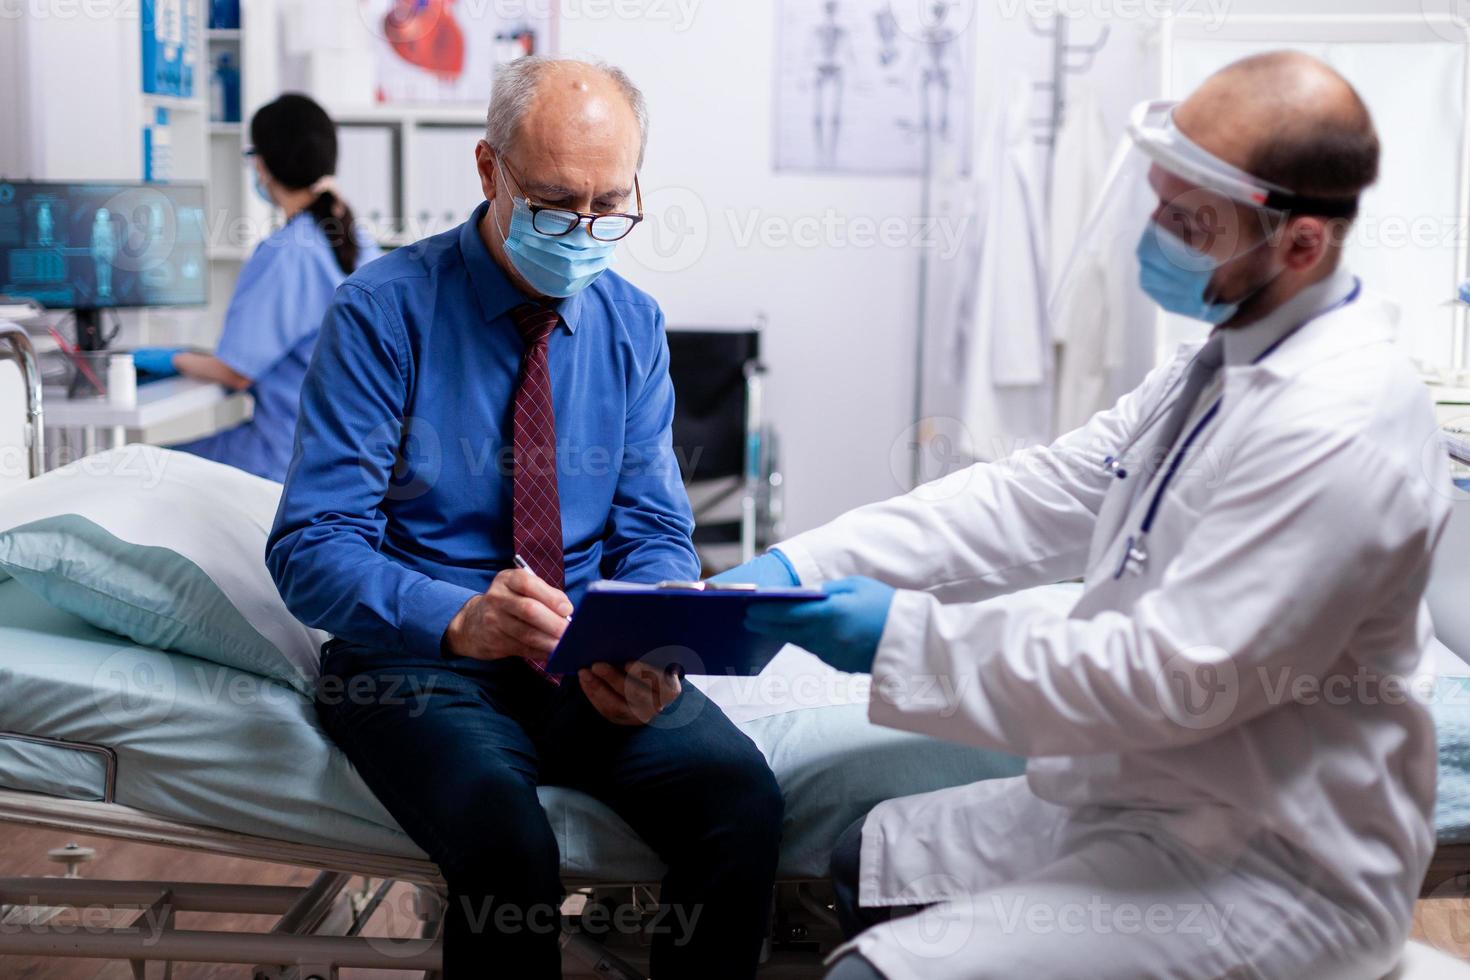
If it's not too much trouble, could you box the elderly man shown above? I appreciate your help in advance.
[721,52,1450,979]
[268,58,783,978]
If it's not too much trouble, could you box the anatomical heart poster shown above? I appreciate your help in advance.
[365,0,554,105]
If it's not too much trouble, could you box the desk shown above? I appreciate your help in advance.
[42,378,253,462]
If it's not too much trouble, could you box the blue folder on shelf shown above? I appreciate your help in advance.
[546,581,827,677]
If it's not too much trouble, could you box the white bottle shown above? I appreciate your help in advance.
[109,353,138,409]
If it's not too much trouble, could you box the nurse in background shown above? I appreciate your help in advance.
[134,93,382,483]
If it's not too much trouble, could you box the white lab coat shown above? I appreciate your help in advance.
[953,76,1053,459]
[1048,86,1142,435]
[778,272,1451,979]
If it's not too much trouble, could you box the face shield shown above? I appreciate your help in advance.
[1053,100,1357,334]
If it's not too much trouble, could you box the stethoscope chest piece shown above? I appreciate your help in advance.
[1113,534,1149,579]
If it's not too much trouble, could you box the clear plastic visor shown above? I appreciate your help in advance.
[1052,122,1288,307]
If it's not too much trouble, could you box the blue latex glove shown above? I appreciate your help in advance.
[745,576,896,674]
[709,550,800,588]
[132,347,182,377]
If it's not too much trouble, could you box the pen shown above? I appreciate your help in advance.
[513,554,573,622]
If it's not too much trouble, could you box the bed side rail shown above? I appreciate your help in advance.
[0,321,44,479]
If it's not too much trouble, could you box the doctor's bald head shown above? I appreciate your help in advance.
[1139,50,1380,327]
[1177,51,1380,225]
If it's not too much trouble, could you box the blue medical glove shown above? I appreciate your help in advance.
[745,576,896,674]
[132,347,182,377]
[709,549,800,588]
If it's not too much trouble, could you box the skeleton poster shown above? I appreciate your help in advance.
[774,0,977,175]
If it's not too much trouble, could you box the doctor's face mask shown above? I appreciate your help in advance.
[1136,166,1279,326]
[1052,99,1352,330]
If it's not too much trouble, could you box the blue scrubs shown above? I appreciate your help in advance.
[174,214,382,482]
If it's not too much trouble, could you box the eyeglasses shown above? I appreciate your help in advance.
[500,161,644,243]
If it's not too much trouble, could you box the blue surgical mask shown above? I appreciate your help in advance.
[495,192,618,299]
[1136,224,1268,326]
[253,172,274,206]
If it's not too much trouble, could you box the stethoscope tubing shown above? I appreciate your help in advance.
[1110,279,1363,579]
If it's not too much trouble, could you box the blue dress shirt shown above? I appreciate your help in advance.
[267,202,698,660]
[174,213,381,482]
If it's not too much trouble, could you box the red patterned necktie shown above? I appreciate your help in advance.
[509,303,565,683]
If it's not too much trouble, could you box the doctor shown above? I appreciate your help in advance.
[722,52,1451,978]
[134,94,381,482]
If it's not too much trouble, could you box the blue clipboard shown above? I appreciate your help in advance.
[545,580,827,677]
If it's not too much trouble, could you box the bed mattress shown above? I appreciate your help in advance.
[0,578,1025,881]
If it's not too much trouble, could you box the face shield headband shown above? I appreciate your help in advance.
[1127,99,1359,221]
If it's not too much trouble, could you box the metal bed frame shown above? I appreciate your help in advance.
[0,321,45,480]
[0,771,686,979]
[0,772,840,979]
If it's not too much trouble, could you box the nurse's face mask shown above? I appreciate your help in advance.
[491,158,644,299]
[1054,99,1357,328]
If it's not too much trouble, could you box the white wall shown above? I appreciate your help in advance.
[1,2,144,181]
[296,0,993,535]
[562,3,932,534]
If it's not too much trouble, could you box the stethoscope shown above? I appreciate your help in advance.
[1110,279,1363,579]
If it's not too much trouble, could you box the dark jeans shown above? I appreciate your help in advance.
[826,954,887,980]
[830,814,907,940]
[316,642,784,979]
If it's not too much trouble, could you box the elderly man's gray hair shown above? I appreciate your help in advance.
[486,56,650,170]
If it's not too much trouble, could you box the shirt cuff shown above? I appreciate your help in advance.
[770,539,824,586]
[401,578,481,660]
[866,589,941,732]
[767,548,801,586]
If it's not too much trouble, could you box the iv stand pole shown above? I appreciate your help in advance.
[911,103,934,488]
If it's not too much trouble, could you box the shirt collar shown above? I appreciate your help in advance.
[457,200,586,335]
[1216,266,1358,366]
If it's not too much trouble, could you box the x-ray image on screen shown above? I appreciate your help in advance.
[0,181,209,312]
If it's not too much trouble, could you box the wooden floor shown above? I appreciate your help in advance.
[5,824,1470,977]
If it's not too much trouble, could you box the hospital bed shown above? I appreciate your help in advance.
[1,375,1470,979]
[0,573,1027,978]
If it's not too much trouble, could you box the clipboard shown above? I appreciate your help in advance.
[545,580,827,677]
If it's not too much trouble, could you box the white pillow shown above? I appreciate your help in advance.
[0,446,322,694]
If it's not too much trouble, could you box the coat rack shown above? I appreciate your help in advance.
[1029,14,1110,205]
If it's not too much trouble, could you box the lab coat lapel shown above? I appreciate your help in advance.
[1084,347,1194,579]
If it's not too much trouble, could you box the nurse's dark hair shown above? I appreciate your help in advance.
[250,93,360,274]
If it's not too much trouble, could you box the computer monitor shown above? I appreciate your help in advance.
[0,180,209,349]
